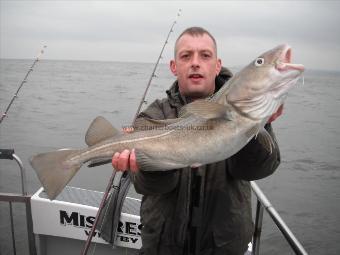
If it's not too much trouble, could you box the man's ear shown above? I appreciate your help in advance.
[216,58,222,75]
[170,60,177,76]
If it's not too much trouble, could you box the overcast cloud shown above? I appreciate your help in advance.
[1,1,339,71]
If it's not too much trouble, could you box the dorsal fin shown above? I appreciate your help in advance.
[85,116,120,146]
[179,100,232,120]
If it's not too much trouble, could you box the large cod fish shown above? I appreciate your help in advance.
[31,44,304,200]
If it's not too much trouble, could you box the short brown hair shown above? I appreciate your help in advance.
[174,27,217,56]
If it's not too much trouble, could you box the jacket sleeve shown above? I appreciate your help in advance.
[130,99,180,195]
[227,123,281,180]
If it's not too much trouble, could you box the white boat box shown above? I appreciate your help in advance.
[31,186,141,254]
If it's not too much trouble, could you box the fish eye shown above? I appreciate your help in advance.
[255,58,265,67]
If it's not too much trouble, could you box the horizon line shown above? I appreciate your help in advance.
[0,57,338,73]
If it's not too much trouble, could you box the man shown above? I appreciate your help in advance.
[112,27,281,255]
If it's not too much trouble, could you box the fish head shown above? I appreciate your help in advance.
[226,44,304,120]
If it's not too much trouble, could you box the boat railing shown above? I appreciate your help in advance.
[251,181,308,255]
[0,149,37,255]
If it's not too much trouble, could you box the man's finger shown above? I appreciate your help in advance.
[112,152,120,169]
[129,149,139,172]
[117,149,130,171]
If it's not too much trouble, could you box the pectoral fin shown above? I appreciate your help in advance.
[245,124,261,139]
[257,128,275,154]
[245,125,275,153]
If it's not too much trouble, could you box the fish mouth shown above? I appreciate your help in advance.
[269,45,304,98]
[276,45,304,72]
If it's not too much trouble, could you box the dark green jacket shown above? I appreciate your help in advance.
[131,67,281,255]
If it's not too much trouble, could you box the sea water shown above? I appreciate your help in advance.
[0,59,339,254]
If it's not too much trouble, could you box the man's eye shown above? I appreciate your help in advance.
[181,54,190,59]
[201,52,212,59]
[255,58,265,66]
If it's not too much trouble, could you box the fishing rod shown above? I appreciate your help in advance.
[80,9,182,255]
[0,45,47,124]
[132,9,182,124]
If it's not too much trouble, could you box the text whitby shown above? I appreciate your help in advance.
[59,210,142,244]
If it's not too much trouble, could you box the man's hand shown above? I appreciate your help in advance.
[112,149,139,172]
[111,126,139,172]
[267,104,284,123]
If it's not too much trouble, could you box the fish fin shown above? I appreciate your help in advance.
[85,116,120,146]
[256,128,275,154]
[30,149,82,200]
[134,117,183,131]
[135,150,186,171]
[245,124,262,139]
[179,100,232,120]
[87,158,111,168]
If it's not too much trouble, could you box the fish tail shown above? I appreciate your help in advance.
[30,149,82,200]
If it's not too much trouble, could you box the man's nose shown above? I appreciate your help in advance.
[191,53,200,69]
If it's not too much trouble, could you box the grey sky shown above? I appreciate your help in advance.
[1,1,339,71]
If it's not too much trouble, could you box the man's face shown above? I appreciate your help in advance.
[170,33,222,100]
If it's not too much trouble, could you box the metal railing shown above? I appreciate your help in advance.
[0,149,37,255]
[251,181,308,255]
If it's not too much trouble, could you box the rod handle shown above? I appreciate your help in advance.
[0,149,15,160]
